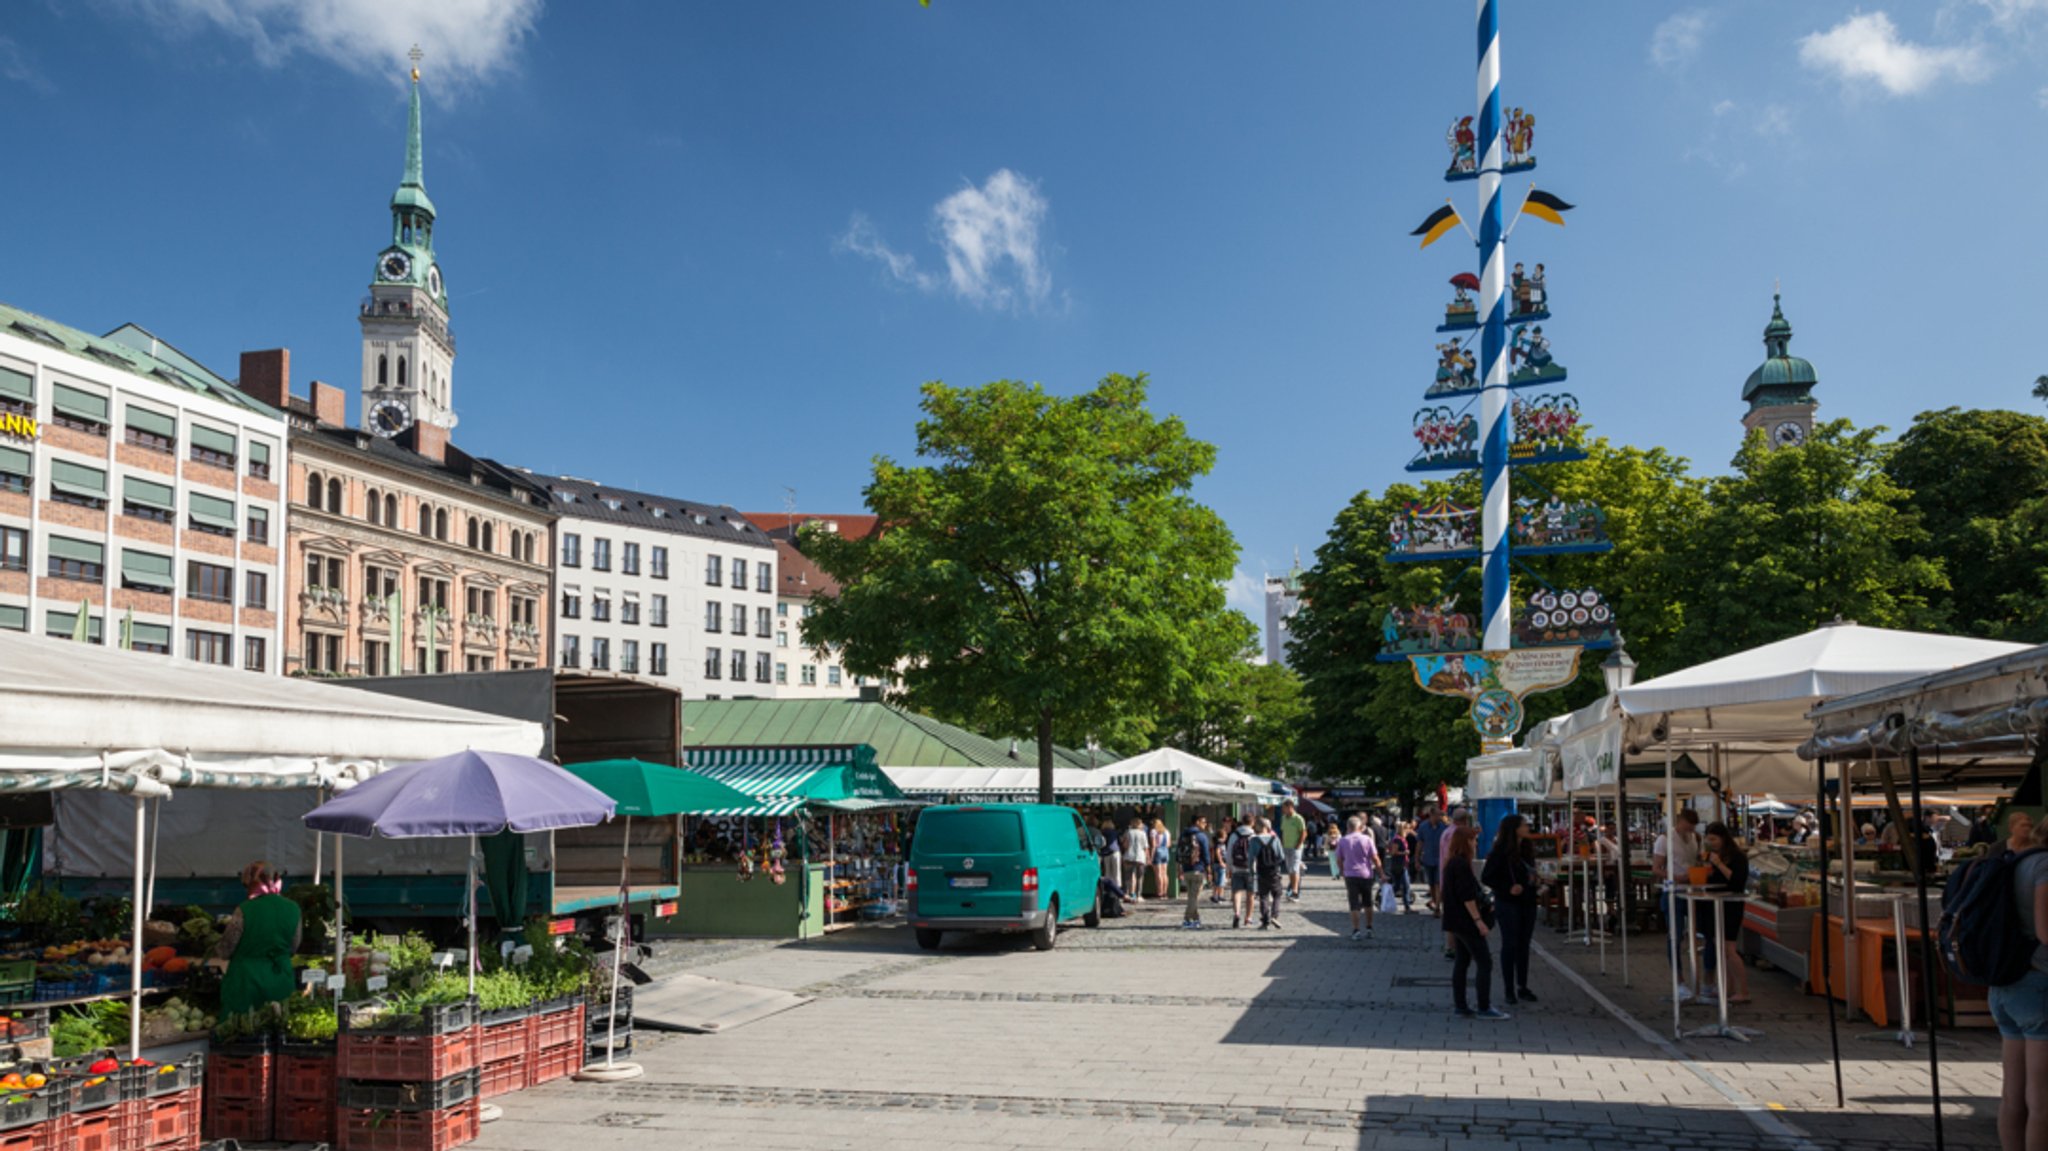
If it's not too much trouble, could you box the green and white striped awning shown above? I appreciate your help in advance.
[686,796,808,818]
[683,744,917,812]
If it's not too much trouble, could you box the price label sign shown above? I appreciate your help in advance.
[448,949,468,966]
[511,945,534,966]
[431,952,453,969]
[302,968,327,986]
[325,974,346,992]
[366,975,389,992]
[500,939,516,959]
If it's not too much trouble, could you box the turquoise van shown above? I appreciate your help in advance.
[907,803,1102,951]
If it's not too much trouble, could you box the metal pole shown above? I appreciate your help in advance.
[1474,0,1512,650]
[1618,745,1631,987]
[1907,745,1946,1150]
[334,834,346,981]
[1840,757,1860,1020]
[466,834,478,998]
[129,796,145,1060]
[1667,747,1681,1038]
[1817,756,1845,1108]
[144,796,161,917]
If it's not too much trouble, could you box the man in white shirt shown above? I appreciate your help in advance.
[1653,808,1707,994]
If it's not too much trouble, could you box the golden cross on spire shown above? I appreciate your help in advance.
[408,44,422,83]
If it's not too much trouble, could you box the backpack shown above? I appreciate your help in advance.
[1176,833,1202,871]
[1228,831,1254,873]
[1938,847,2045,988]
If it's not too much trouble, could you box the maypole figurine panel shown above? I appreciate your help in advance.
[1507,324,1565,385]
[1378,595,1481,658]
[1390,494,1610,562]
[1514,586,1617,650]
[1387,497,1478,558]
[1510,495,1610,555]
[1438,272,1548,332]
[1444,108,1537,182]
[1407,394,1588,472]
[1509,261,1549,320]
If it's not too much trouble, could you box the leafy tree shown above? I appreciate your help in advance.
[1887,407,2048,640]
[1161,660,1308,777]
[1670,420,1946,662]
[802,374,1254,801]
[2033,375,2048,406]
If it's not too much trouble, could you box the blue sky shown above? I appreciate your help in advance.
[3,1,2044,639]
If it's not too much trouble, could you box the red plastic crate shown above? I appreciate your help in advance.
[338,1028,477,1083]
[274,1098,337,1145]
[276,1049,337,1109]
[52,1109,121,1151]
[0,1118,46,1151]
[478,1056,523,1100]
[532,1004,585,1051]
[201,1094,272,1145]
[526,1041,580,1089]
[336,1099,479,1151]
[476,1018,530,1064]
[204,1052,273,1105]
[134,1091,198,1146]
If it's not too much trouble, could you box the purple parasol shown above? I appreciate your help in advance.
[304,749,615,839]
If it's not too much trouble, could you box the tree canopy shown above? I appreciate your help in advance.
[802,374,1254,800]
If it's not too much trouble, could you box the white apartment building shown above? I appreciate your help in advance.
[1264,560,1303,669]
[770,538,861,697]
[526,475,777,696]
[0,302,287,670]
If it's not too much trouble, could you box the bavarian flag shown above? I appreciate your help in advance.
[1410,203,1462,249]
[1521,190,1574,226]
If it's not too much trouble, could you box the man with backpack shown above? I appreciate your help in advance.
[1252,817,1287,929]
[1936,811,2048,1150]
[1225,818,1259,929]
[1178,816,1213,930]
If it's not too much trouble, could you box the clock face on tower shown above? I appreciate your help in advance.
[379,250,413,282]
[427,264,443,297]
[1773,420,1808,448]
[369,399,414,440]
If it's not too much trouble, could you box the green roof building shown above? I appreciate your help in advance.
[1740,294,1820,450]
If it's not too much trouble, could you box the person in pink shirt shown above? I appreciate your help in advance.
[1335,816,1383,941]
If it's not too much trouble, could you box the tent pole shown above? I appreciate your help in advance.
[1596,785,1607,974]
[1907,744,1945,1150]
[1617,741,1630,988]
[312,789,325,886]
[576,813,643,1081]
[1817,755,1844,1108]
[1666,746,1680,1038]
[1840,756,1860,1021]
[144,796,161,918]
[129,795,145,1060]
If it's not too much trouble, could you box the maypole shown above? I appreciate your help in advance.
[1474,0,1511,651]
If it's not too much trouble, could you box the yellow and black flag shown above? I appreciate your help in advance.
[1521,190,1575,226]
[1410,203,1463,249]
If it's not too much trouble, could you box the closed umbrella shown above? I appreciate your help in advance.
[560,760,766,1081]
[303,750,615,998]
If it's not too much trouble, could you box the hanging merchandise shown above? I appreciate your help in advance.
[769,821,788,885]
[737,820,754,882]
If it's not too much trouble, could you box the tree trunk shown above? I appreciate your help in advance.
[1037,710,1056,805]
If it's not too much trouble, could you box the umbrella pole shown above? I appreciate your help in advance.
[1666,747,1680,1039]
[129,795,145,1061]
[1817,755,1844,1108]
[580,814,642,1081]
[467,834,478,999]
[1908,745,1945,1150]
[334,834,346,983]
[144,796,161,918]
[1618,750,1630,988]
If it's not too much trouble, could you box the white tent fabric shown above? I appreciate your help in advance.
[0,630,542,789]
[1464,749,1550,800]
[1089,747,1289,805]
[884,765,1180,800]
[1552,696,1624,793]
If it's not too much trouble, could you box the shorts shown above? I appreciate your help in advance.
[1422,861,1441,886]
[1283,848,1304,875]
[1991,968,2048,1040]
[1230,873,1253,894]
[1344,876,1375,912]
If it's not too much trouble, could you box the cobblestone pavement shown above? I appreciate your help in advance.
[478,880,2001,1150]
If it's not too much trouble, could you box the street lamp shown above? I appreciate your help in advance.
[1601,637,1637,696]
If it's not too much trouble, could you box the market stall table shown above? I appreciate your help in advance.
[1806,910,1968,1031]
[1673,886,1762,1043]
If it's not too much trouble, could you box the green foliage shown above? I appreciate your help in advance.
[52,1000,127,1056]
[1886,407,2048,642]
[280,994,337,1042]
[11,886,80,947]
[804,374,1254,796]
[1161,661,1308,776]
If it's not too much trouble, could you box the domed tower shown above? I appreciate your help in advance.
[359,64,457,439]
[1740,294,1818,449]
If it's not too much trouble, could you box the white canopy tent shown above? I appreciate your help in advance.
[1087,747,1290,806]
[884,765,1183,804]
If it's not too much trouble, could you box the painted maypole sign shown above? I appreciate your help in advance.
[1379,0,1612,753]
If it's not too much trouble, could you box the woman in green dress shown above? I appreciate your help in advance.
[214,861,301,1019]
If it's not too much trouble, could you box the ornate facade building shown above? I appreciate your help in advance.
[1741,294,1821,450]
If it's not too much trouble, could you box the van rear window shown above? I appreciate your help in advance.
[916,811,1023,855]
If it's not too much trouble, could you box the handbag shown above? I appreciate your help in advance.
[1474,884,1497,928]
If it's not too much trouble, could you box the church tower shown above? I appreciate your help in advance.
[1740,294,1818,449]
[360,64,456,439]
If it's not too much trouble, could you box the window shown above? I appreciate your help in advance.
[124,406,176,453]
[590,637,610,671]
[465,654,496,672]
[777,630,788,648]
[248,440,272,481]
[623,542,640,576]
[756,607,772,638]
[650,642,668,676]
[802,602,816,619]
[364,564,398,599]
[592,595,611,623]
[562,533,581,567]
[245,570,268,609]
[0,526,25,572]
[51,383,109,436]
[650,594,668,627]
[650,546,668,579]
[377,354,389,385]
[592,538,611,571]
[561,592,581,619]
[306,553,344,594]
[244,636,267,671]
[189,493,238,537]
[246,505,269,545]
[187,629,233,666]
[0,605,20,632]
[704,646,722,679]
[187,561,234,604]
[827,666,843,687]
[621,599,640,626]
[418,504,432,536]
[510,595,536,627]
[363,638,389,675]
[384,493,397,528]
[730,558,746,589]
[47,536,104,582]
[705,601,722,633]
[732,603,745,637]
[621,640,639,674]
[730,649,746,682]
[757,565,772,593]
[755,652,772,683]
[0,445,28,494]
[368,488,383,525]
[49,459,108,510]
[189,424,237,469]
[125,622,171,655]
[306,631,344,673]
[434,508,447,541]
[466,517,479,549]
[777,602,790,618]
[465,586,496,620]
[775,662,788,685]
[46,609,103,643]
[0,367,30,421]
[327,478,343,513]
[482,523,494,554]
[416,576,448,610]
[706,555,721,586]
[560,635,581,668]
[119,549,174,594]
[801,665,817,686]
[122,476,175,523]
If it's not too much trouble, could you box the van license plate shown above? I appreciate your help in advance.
[949,877,988,889]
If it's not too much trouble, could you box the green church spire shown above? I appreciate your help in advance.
[390,65,436,221]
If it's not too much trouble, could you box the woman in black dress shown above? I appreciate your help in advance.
[1482,814,1542,1005]
[1701,822,1750,1005]
[1444,827,1507,1019]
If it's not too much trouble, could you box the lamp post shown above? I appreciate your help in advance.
[1600,640,1636,695]
[1601,637,1636,985]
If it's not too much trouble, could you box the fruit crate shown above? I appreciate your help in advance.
[532,1004,585,1051]
[58,1070,122,1114]
[274,1046,335,1109]
[477,1057,522,1101]
[475,1017,529,1064]
[0,1117,44,1151]
[0,1091,47,1132]
[337,1069,479,1113]
[337,1028,477,1083]
[526,1041,579,1089]
[200,1092,270,1145]
[126,1091,198,1147]
[340,998,475,1037]
[130,1053,203,1099]
[336,1098,479,1151]
[273,1097,337,1145]
[53,1106,121,1151]
[0,1007,46,1044]
[476,1001,529,1028]
[202,1051,272,1107]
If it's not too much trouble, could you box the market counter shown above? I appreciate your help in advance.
[652,864,828,941]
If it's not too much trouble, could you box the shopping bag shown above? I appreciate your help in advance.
[1379,882,1397,913]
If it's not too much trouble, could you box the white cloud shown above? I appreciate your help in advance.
[1226,568,1264,618]
[1975,0,2048,26]
[1754,103,1795,137]
[145,0,541,88]
[1651,10,1711,68]
[0,36,53,94]
[839,169,1057,312]
[1798,11,1988,96]
[2039,85,2048,108]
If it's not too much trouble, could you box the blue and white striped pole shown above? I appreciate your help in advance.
[1474,0,1512,651]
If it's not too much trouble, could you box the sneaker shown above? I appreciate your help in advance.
[1517,988,1537,1002]
[1366,928,1375,939]
[1350,929,1362,941]
[1186,921,1205,931]
[1475,1008,1511,1020]
[1231,915,1241,929]
[1453,1007,1475,1018]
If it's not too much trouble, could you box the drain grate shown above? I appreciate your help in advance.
[595,1113,651,1127]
